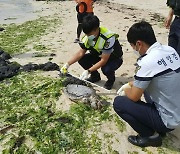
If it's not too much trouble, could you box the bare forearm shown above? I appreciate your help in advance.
[88,59,106,72]
[68,49,85,66]
[89,53,109,72]
[124,86,143,102]
[124,88,133,99]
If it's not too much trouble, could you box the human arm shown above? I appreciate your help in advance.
[124,85,144,102]
[117,82,132,96]
[88,36,117,72]
[67,48,86,66]
[117,81,144,102]
[165,8,174,29]
[87,35,116,72]
[88,53,110,72]
[124,64,150,102]
[60,48,86,74]
[80,53,109,79]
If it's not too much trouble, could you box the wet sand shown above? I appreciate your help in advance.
[111,0,169,17]
[0,0,46,24]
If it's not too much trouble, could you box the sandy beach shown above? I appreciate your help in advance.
[0,0,180,153]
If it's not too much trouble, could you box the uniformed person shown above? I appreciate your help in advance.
[61,14,123,90]
[165,0,180,55]
[113,21,180,147]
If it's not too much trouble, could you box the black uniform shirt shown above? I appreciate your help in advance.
[167,0,180,16]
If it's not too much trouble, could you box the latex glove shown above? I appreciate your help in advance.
[80,70,90,80]
[117,83,131,96]
[60,63,69,74]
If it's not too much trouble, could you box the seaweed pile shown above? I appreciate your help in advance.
[0,49,59,81]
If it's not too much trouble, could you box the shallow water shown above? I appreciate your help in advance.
[0,0,43,24]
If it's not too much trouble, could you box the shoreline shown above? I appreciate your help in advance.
[110,0,169,17]
[0,0,169,25]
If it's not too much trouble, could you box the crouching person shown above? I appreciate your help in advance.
[61,14,123,90]
[113,21,180,147]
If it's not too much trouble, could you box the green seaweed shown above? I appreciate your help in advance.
[0,16,61,54]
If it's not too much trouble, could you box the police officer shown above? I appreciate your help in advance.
[165,0,180,56]
[113,21,180,147]
[61,14,123,90]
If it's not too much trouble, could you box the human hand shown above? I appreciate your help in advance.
[60,63,69,74]
[80,70,90,80]
[164,8,173,29]
[117,83,131,96]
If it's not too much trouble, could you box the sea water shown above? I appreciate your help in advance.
[0,0,43,24]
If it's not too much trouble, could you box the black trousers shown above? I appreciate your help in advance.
[113,96,173,137]
[77,12,94,23]
[76,12,94,38]
[169,16,180,56]
[78,53,123,81]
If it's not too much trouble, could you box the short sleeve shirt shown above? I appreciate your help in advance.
[101,36,115,54]
[134,42,180,129]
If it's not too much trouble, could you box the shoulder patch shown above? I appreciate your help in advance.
[103,36,115,50]
[134,64,141,74]
[104,41,110,48]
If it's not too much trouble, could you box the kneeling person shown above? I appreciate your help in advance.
[113,21,180,147]
[61,14,123,90]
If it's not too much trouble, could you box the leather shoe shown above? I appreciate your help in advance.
[128,134,162,147]
[74,38,80,43]
[104,80,114,90]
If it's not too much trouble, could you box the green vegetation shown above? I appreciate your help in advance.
[0,8,179,154]
[0,72,125,153]
[0,16,60,54]
[113,114,126,132]
[33,44,48,52]
[0,14,125,153]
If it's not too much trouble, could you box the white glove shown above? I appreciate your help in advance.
[117,83,131,96]
[60,63,69,74]
[80,70,90,80]
[116,90,125,96]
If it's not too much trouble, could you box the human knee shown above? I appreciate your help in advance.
[113,96,124,112]
[101,67,113,76]
[78,56,86,67]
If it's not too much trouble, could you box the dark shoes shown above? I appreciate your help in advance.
[86,74,101,83]
[159,132,166,138]
[86,73,115,90]
[128,134,162,147]
[104,79,115,90]
[74,38,80,43]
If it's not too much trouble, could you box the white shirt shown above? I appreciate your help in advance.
[134,42,180,129]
